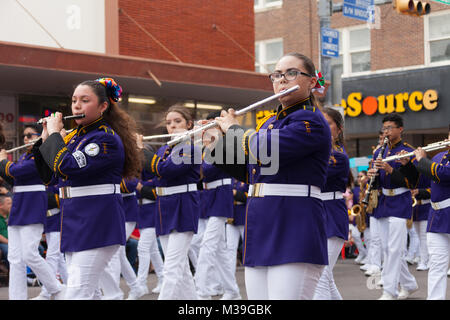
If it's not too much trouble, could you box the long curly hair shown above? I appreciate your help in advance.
[78,80,142,179]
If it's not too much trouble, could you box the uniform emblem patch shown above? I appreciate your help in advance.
[84,143,100,157]
[72,150,87,168]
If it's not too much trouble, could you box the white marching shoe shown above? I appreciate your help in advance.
[220,292,242,300]
[398,286,419,300]
[378,291,396,300]
[152,279,163,294]
[126,285,148,300]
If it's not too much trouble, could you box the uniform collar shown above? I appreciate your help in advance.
[76,117,105,137]
[276,97,315,120]
[388,138,402,149]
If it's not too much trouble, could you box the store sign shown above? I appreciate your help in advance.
[0,0,105,53]
[342,89,438,117]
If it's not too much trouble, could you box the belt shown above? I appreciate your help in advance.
[156,183,197,196]
[141,198,155,205]
[122,192,136,198]
[59,184,121,199]
[382,187,410,196]
[321,191,344,201]
[46,208,60,217]
[248,183,322,199]
[13,185,45,193]
[416,199,431,206]
[431,198,450,210]
[203,178,232,190]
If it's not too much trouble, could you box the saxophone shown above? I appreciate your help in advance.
[350,181,367,232]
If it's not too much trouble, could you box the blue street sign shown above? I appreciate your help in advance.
[321,27,339,58]
[343,0,374,22]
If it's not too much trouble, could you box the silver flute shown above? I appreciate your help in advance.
[37,114,85,124]
[382,139,450,162]
[167,85,300,146]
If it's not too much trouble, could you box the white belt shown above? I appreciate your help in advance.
[122,192,136,198]
[321,191,344,201]
[417,199,431,206]
[59,184,121,199]
[46,208,60,217]
[204,178,232,190]
[431,198,450,210]
[382,187,410,196]
[156,183,197,196]
[141,199,155,205]
[13,184,45,193]
[248,183,322,199]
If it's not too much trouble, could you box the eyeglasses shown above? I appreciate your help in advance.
[269,69,312,83]
[23,133,40,139]
[381,126,399,132]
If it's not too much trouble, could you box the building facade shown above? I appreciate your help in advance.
[0,0,272,157]
[255,0,450,158]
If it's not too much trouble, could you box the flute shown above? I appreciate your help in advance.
[37,114,85,124]
[142,133,184,141]
[167,85,300,146]
[6,129,75,153]
[382,140,450,162]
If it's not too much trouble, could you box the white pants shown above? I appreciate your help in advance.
[368,216,382,268]
[413,220,429,266]
[426,232,450,300]
[7,224,62,300]
[245,263,325,300]
[194,216,240,297]
[40,231,68,298]
[158,231,197,300]
[379,217,418,296]
[407,224,420,260]
[313,237,345,300]
[100,222,139,300]
[136,227,164,289]
[226,223,245,275]
[349,224,367,258]
[65,245,119,300]
[188,218,206,269]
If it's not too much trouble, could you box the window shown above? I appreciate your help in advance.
[254,0,282,11]
[255,38,283,73]
[328,27,370,104]
[426,11,450,64]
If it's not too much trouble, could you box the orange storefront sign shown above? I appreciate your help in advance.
[342,89,438,117]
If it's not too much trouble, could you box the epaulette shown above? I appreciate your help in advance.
[63,129,78,144]
[403,142,415,149]
[256,112,276,132]
[98,125,115,135]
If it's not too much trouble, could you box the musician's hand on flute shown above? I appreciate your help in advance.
[198,120,221,150]
[0,149,7,161]
[43,112,64,137]
[413,147,426,162]
[396,150,411,166]
[214,109,239,134]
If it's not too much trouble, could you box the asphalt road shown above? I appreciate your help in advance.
[0,257,448,300]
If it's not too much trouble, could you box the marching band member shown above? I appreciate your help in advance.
[368,114,418,300]
[131,177,164,298]
[32,78,142,299]
[350,171,369,265]
[195,137,241,300]
[32,184,68,300]
[362,132,384,277]
[141,105,201,300]
[313,107,349,300]
[225,178,248,278]
[410,176,431,271]
[204,53,332,299]
[0,124,65,300]
[398,125,450,299]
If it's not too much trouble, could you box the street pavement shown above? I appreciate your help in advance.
[0,257,448,300]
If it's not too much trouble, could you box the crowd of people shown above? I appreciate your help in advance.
[0,51,448,300]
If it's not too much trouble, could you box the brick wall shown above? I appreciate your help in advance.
[255,0,450,71]
[118,0,254,71]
